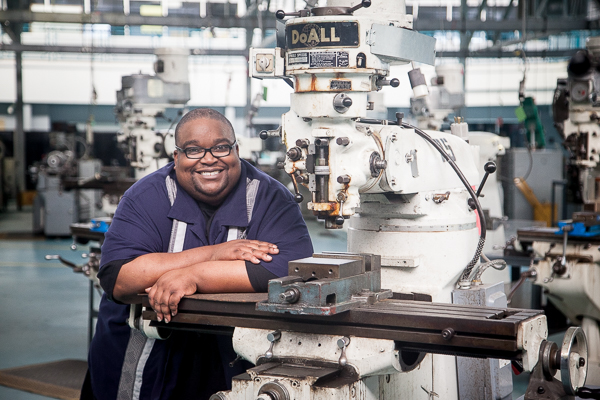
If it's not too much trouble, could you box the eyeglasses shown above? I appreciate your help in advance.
[175,141,237,160]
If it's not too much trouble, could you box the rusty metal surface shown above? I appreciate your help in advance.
[142,295,544,360]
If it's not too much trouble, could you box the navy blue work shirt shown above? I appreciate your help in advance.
[87,160,313,400]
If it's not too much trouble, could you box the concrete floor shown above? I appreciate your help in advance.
[0,202,574,400]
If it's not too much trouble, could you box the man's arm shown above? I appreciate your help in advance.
[113,240,279,304]
[144,260,253,323]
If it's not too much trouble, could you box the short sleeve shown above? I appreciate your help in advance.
[245,180,314,278]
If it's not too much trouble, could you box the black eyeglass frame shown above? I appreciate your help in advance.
[175,140,237,160]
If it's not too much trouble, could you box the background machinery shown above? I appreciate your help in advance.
[506,35,600,385]
[114,47,191,180]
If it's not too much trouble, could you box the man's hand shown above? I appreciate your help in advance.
[210,239,279,264]
[145,268,197,323]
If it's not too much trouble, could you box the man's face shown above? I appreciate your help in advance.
[174,118,241,206]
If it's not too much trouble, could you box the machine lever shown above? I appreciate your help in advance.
[259,127,282,140]
[475,161,497,197]
[560,224,573,269]
[337,337,350,366]
[335,192,348,226]
[376,77,400,88]
[578,387,600,399]
[289,173,304,203]
[45,254,81,271]
[265,330,281,359]
[275,9,310,19]
[348,0,371,13]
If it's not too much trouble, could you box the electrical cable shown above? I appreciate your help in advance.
[400,121,487,283]
[470,258,507,283]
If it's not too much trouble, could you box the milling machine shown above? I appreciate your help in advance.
[114,47,191,179]
[30,131,106,236]
[135,1,597,399]
[230,0,564,397]
[505,36,600,385]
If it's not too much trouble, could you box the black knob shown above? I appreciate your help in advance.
[259,130,269,140]
[337,175,350,184]
[467,198,477,210]
[577,386,600,399]
[336,137,350,146]
[342,97,353,107]
[568,50,592,77]
[390,78,400,87]
[315,138,329,147]
[275,9,286,19]
[296,138,310,148]
[441,328,455,340]
[484,161,497,174]
[294,193,304,203]
[552,260,567,276]
[396,112,404,125]
[287,147,302,161]
[362,0,371,8]
[335,216,345,226]
[537,386,545,394]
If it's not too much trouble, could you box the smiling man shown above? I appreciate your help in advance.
[82,108,314,400]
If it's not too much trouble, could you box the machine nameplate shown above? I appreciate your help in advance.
[286,22,359,49]
[289,51,350,68]
[288,52,309,65]
[330,80,351,90]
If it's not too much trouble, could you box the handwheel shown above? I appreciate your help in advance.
[561,326,588,395]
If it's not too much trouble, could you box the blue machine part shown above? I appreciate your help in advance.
[556,221,600,237]
[90,218,111,233]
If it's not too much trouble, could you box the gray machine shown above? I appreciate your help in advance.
[114,47,190,180]
[31,132,104,236]
[502,148,564,222]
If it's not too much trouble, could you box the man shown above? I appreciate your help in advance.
[84,108,314,399]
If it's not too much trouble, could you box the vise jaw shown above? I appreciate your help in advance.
[256,252,392,316]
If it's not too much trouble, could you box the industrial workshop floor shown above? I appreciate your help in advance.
[0,201,565,400]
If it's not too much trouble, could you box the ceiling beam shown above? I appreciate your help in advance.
[413,16,589,33]
[0,42,248,56]
[439,48,577,58]
[0,42,576,59]
[0,9,592,33]
[0,10,273,30]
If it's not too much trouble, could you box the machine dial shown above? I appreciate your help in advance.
[571,81,590,102]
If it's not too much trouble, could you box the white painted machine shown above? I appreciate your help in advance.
[134,2,595,399]
[245,0,514,396]
[115,47,190,179]
[511,36,600,385]
[410,63,465,132]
